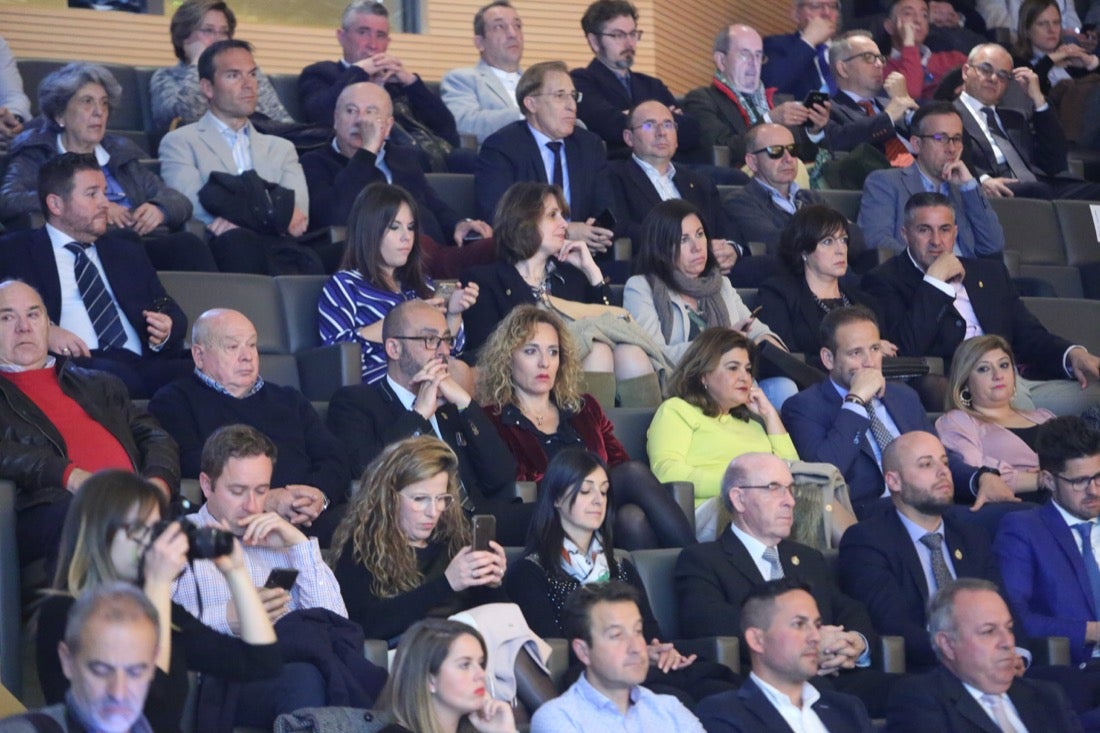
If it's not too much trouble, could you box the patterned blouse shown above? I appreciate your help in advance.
[149,62,292,134]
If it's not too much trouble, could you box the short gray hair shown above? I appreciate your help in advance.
[341,0,388,29]
[38,63,122,123]
[63,581,160,655]
[927,578,1001,659]
[827,29,873,71]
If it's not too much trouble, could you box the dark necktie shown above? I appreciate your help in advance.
[815,44,836,95]
[64,243,127,350]
[981,106,1037,183]
[919,532,954,593]
[1075,522,1100,617]
[742,94,762,123]
[546,141,564,190]
[864,399,895,454]
[618,72,632,99]
[857,100,914,167]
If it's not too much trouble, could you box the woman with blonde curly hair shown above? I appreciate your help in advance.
[329,435,507,643]
[477,305,694,549]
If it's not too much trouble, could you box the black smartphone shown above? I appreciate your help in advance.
[472,515,496,552]
[593,208,617,231]
[264,567,299,591]
[803,90,829,108]
[149,295,173,313]
[462,230,484,244]
[434,279,460,303]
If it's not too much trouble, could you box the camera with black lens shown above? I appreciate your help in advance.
[149,519,234,560]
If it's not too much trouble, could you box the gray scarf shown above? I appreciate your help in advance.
[647,269,731,345]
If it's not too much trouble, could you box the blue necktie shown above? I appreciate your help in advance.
[1075,522,1100,617]
[815,44,836,94]
[546,141,564,190]
[64,243,127,350]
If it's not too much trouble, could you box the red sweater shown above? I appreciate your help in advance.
[1,367,133,485]
[886,44,967,101]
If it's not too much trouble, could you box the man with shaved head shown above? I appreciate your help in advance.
[149,307,348,543]
[326,299,531,544]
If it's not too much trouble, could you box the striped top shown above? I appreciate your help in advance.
[317,269,465,383]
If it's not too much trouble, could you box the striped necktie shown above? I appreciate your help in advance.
[64,242,127,350]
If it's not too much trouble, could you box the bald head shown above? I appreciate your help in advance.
[383,299,452,386]
[883,431,954,519]
[722,452,796,546]
[962,43,1013,107]
[333,81,395,157]
[624,99,677,166]
[714,24,765,92]
[0,280,50,370]
[191,309,260,398]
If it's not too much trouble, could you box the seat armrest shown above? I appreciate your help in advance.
[363,639,389,671]
[664,481,695,536]
[673,636,741,676]
[747,241,766,256]
[1026,636,1071,667]
[712,145,731,167]
[544,638,571,690]
[874,635,906,674]
[503,481,537,503]
[614,237,632,261]
[296,343,361,401]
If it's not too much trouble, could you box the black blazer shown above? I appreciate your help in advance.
[674,529,878,657]
[837,509,1001,670]
[827,91,908,154]
[861,251,1072,379]
[474,120,617,228]
[953,98,1068,179]
[696,676,873,733]
[885,666,1082,733]
[0,227,187,356]
[682,84,817,165]
[608,157,738,244]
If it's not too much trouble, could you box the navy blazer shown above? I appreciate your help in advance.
[0,227,187,356]
[781,379,939,513]
[607,157,738,244]
[885,666,1082,733]
[827,91,908,154]
[682,84,817,165]
[570,58,704,162]
[297,60,459,146]
[762,33,835,99]
[838,508,1000,669]
[995,500,1100,665]
[300,143,461,241]
[861,252,1072,379]
[858,163,1005,257]
[674,529,878,653]
[474,120,616,227]
[696,676,873,733]
[953,98,1067,179]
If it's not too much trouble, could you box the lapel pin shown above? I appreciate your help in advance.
[792,556,800,566]
[955,549,963,560]
[978,281,984,288]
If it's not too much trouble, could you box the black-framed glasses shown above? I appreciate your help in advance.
[969,62,1012,82]
[751,143,797,159]
[630,119,677,133]
[738,482,795,494]
[118,521,155,544]
[1054,472,1100,492]
[598,29,643,42]
[389,334,456,350]
[531,90,583,103]
[916,133,964,145]
[842,52,886,65]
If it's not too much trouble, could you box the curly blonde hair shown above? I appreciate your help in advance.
[328,436,470,598]
[474,304,584,413]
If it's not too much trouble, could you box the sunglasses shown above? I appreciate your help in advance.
[751,143,797,159]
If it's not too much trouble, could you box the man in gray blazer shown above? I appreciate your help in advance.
[441,1,526,144]
[159,39,321,275]
[858,101,1004,257]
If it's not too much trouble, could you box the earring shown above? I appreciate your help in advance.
[960,386,972,408]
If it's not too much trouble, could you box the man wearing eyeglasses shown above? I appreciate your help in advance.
[570,0,705,164]
[674,451,899,716]
[476,60,618,258]
[955,43,1100,200]
[325,299,531,545]
[859,101,1004,256]
[883,0,967,102]
[149,308,350,546]
[763,0,842,99]
[995,416,1100,666]
[685,24,826,167]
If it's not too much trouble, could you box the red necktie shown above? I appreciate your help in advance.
[858,100,914,168]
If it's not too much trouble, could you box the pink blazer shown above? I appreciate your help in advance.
[935,408,1055,491]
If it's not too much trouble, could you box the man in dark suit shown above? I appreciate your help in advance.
[695,579,874,733]
[995,417,1100,666]
[839,430,1002,669]
[674,451,896,715]
[297,1,468,173]
[885,578,1083,732]
[570,0,706,163]
[0,153,191,398]
[685,24,826,166]
[858,101,1004,256]
[827,31,920,165]
[475,60,616,257]
[325,299,531,545]
[954,43,1100,201]
[762,0,840,98]
[862,191,1100,415]
[781,306,978,516]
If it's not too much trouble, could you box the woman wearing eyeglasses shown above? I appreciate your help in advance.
[319,183,479,386]
[936,335,1053,505]
[37,470,279,733]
